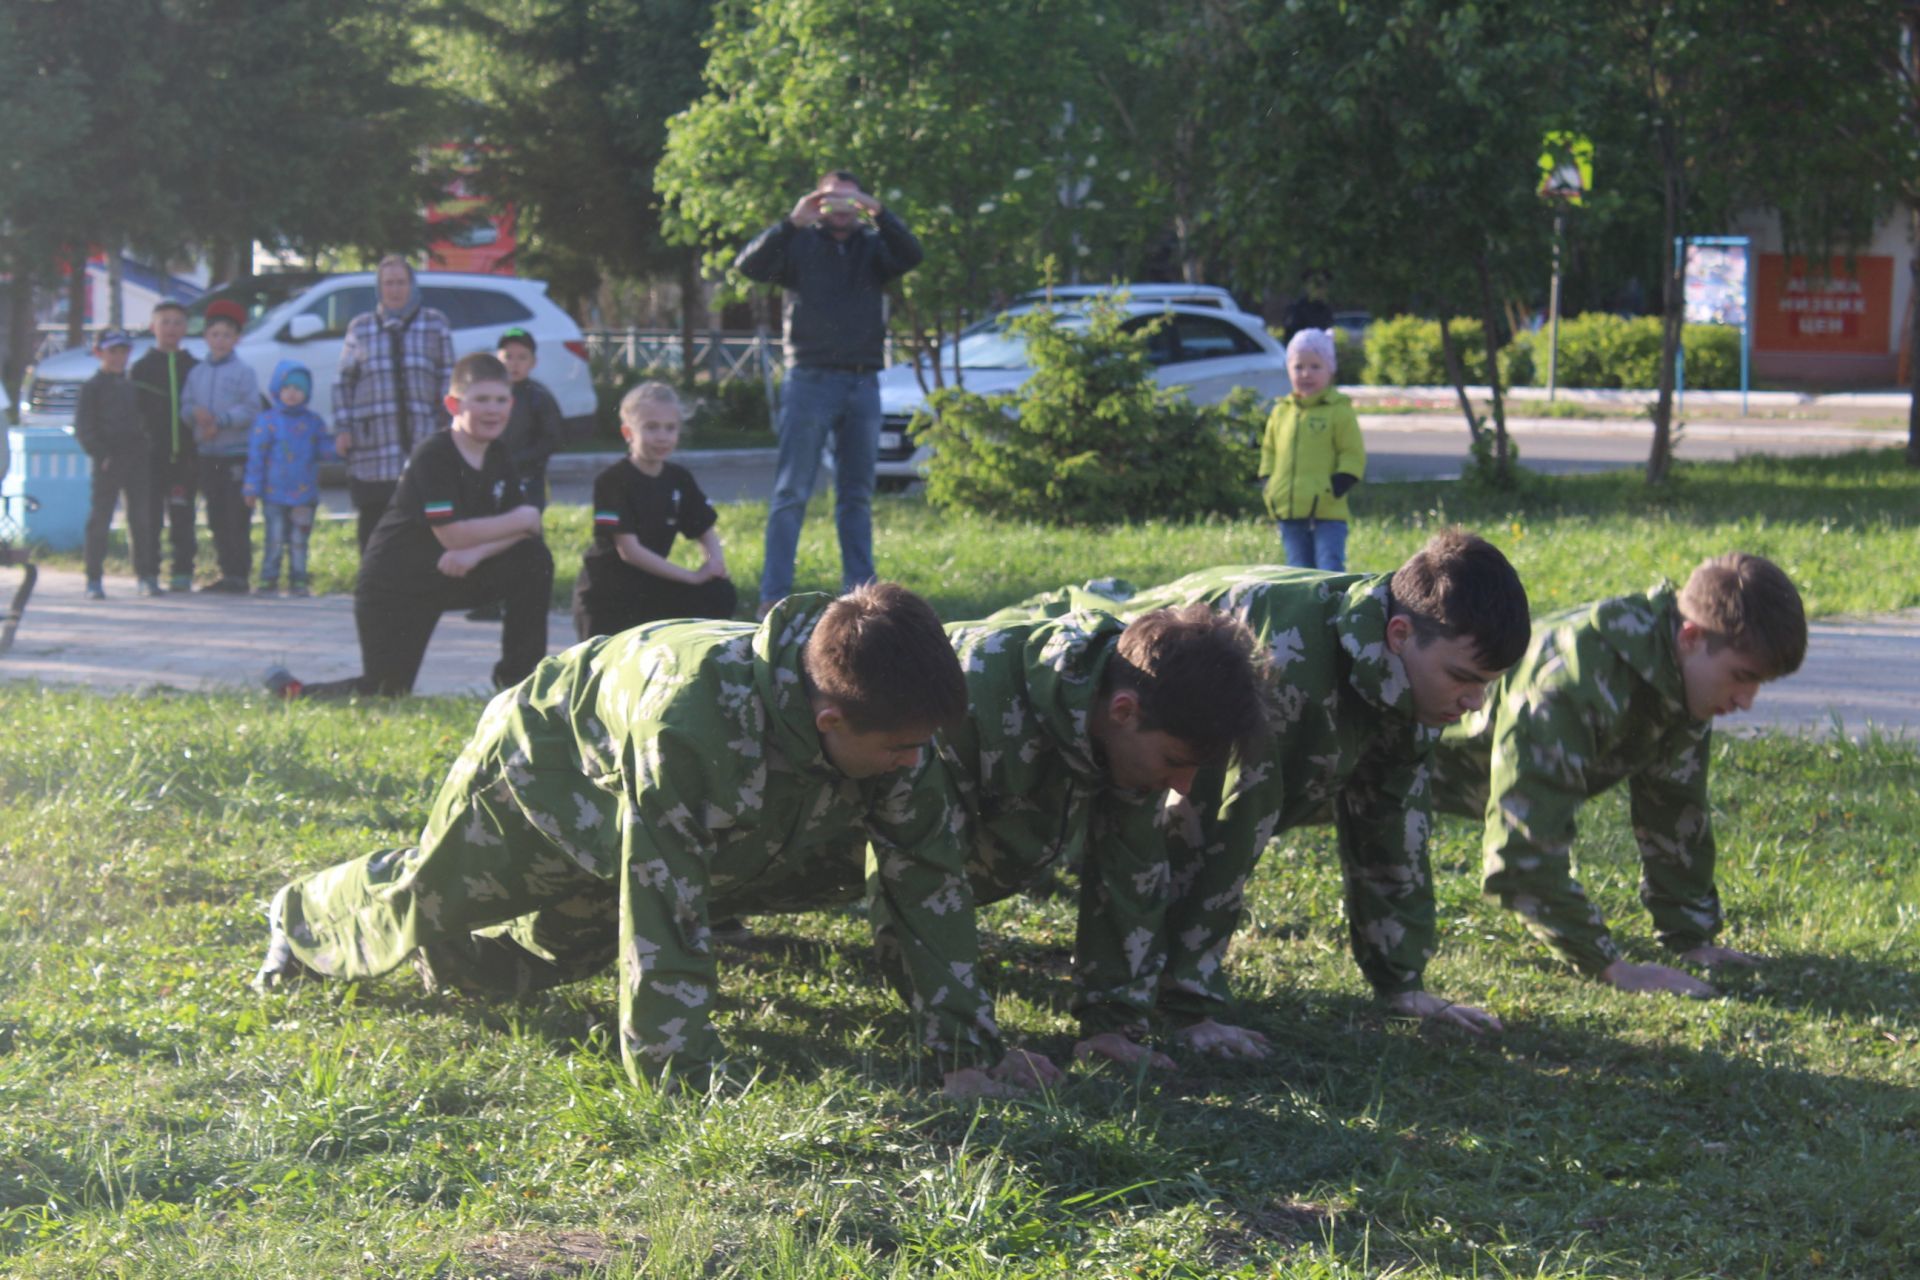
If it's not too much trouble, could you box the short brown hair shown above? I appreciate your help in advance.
[1390,527,1530,670]
[1105,604,1265,765]
[450,352,510,397]
[803,583,966,732]
[1678,553,1806,677]
[151,300,187,318]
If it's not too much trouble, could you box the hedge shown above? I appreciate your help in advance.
[1357,313,1743,390]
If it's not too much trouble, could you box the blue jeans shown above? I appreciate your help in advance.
[760,366,879,604]
[1278,518,1348,572]
[260,502,315,586]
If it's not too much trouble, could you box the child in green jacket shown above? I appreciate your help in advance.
[1258,328,1365,571]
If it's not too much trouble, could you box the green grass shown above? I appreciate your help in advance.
[0,687,1916,1276]
[43,446,1920,622]
[6,451,1920,1274]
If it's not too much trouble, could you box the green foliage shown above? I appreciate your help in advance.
[1510,315,1743,390]
[919,303,1261,525]
[657,0,1148,359]
[432,0,717,304]
[1365,314,1743,391]
[1359,315,1529,388]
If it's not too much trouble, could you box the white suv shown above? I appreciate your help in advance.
[20,271,597,434]
[874,292,1290,488]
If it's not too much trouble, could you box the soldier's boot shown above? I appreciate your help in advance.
[251,885,318,993]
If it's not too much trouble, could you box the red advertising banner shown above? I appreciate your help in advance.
[1754,254,1891,354]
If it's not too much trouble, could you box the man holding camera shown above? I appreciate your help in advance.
[735,171,922,616]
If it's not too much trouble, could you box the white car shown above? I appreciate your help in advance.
[20,271,597,435]
[874,297,1290,488]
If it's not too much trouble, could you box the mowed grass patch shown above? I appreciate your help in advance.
[51,445,1920,620]
[1,689,1917,1276]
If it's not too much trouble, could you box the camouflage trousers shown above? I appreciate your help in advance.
[1153,763,1435,1016]
[278,763,620,1001]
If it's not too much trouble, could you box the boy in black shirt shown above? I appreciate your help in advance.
[266,353,553,699]
[75,329,158,598]
[572,380,736,640]
[129,300,199,591]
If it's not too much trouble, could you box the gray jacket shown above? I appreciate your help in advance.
[734,211,923,370]
[180,355,262,458]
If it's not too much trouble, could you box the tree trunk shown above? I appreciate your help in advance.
[64,249,87,350]
[1474,252,1511,481]
[1647,126,1685,486]
[1438,315,1482,444]
[107,249,124,329]
[3,261,35,416]
[679,250,700,379]
[1908,209,1920,466]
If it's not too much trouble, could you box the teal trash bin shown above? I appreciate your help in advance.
[2,427,90,552]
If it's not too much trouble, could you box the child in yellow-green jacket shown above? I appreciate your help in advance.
[1257,328,1366,570]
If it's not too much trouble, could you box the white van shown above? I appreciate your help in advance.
[20,271,597,435]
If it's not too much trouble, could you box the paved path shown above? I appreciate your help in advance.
[2,564,1915,738]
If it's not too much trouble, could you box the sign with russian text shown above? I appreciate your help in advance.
[1753,254,1892,354]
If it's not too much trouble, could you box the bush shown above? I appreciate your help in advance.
[921,302,1263,525]
[1505,314,1744,391]
[1359,315,1531,387]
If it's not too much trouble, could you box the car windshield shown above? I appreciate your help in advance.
[182,277,317,337]
[948,313,1092,369]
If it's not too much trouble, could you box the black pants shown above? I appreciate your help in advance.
[146,454,198,579]
[351,479,398,551]
[196,455,251,582]
[572,574,738,643]
[304,538,554,699]
[83,451,155,580]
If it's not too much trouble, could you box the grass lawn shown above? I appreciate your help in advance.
[44,445,1920,622]
[4,447,1918,1276]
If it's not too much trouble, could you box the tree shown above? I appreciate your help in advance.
[1217,0,1578,485]
[431,0,720,320]
[1588,0,1901,483]
[657,0,1137,388]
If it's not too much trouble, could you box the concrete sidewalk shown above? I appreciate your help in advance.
[2,564,1915,738]
[0,566,545,697]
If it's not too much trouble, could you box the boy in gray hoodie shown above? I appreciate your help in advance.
[180,299,263,592]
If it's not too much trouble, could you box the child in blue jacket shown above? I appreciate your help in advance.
[244,360,334,596]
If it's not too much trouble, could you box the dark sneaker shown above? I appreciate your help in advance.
[169,574,194,593]
[261,664,305,700]
[287,582,311,598]
[201,577,248,594]
[137,577,165,597]
[255,581,279,597]
[251,885,317,993]
[85,579,106,600]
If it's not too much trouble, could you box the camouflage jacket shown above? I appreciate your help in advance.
[1429,584,1720,976]
[874,611,1171,1038]
[480,594,983,1081]
[990,568,1442,1017]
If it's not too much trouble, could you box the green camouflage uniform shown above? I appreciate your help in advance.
[887,612,1172,1040]
[1428,584,1721,976]
[272,595,995,1086]
[987,567,1442,1030]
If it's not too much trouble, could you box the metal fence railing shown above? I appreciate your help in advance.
[581,329,785,386]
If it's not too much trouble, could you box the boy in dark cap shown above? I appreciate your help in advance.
[76,329,159,598]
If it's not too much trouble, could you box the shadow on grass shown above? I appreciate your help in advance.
[1720,948,1920,1031]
